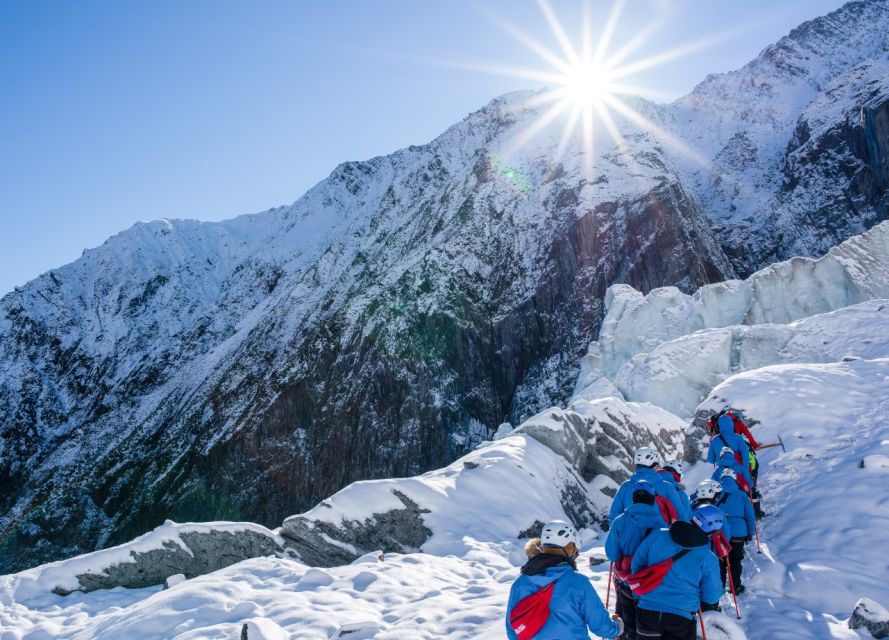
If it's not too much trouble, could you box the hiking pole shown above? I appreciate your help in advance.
[698,608,707,640]
[748,496,763,553]
[605,563,613,610]
[725,556,741,619]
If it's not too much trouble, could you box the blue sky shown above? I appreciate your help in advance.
[0,0,846,295]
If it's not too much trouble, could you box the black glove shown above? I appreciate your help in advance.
[746,536,753,543]
[700,601,721,612]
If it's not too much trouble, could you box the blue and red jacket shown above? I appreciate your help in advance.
[630,521,723,620]
[606,503,666,580]
[506,554,621,639]
[715,476,756,539]
[609,467,692,523]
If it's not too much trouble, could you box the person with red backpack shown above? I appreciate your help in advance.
[609,448,692,524]
[713,468,756,594]
[706,410,760,450]
[606,480,668,639]
[506,519,623,639]
[707,415,751,478]
[629,506,724,640]
[657,459,692,518]
[711,446,753,492]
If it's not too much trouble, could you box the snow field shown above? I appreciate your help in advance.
[697,358,889,639]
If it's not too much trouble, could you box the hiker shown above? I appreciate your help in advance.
[506,520,623,639]
[606,480,667,639]
[711,446,753,492]
[706,415,751,478]
[690,480,733,561]
[657,459,692,517]
[629,505,724,640]
[707,410,760,451]
[714,468,756,594]
[609,448,692,524]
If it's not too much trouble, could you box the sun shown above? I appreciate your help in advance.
[561,60,616,108]
[454,0,731,181]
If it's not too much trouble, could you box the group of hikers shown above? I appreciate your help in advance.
[506,410,766,640]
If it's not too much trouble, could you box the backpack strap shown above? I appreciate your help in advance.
[715,492,729,507]
[671,548,691,563]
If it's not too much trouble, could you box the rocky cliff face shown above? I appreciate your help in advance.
[2,1,889,572]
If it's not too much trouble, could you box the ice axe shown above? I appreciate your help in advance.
[757,433,786,453]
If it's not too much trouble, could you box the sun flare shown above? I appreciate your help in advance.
[458,0,732,181]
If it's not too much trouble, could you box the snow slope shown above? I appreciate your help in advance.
[693,359,889,639]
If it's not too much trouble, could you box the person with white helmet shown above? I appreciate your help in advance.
[657,459,692,517]
[691,479,733,562]
[609,448,691,524]
[506,519,623,639]
[713,468,755,594]
[606,480,667,640]
[711,446,753,491]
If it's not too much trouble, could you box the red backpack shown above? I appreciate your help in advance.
[655,496,679,525]
[711,530,731,559]
[509,579,559,640]
[624,548,691,595]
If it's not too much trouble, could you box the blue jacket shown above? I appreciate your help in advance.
[711,452,754,489]
[707,421,750,474]
[657,470,692,516]
[506,556,621,639]
[606,503,666,565]
[609,467,692,523]
[715,477,756,539]
[630,522,723,620]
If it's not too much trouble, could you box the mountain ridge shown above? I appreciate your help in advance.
[2,0,889,571]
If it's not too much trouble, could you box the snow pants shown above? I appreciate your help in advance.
[719,538,745,590]
[635,607,696,640]
[616,583,638,640]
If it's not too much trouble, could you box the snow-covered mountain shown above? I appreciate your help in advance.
[3,211,888,639]
[2,0,889,573]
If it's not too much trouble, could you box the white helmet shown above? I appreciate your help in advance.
[541,520,579,548]
[695,479,722,500]
[720,467,737,481]
[719,446,734,459]
[633,447,660,468]
[663,459,683,475]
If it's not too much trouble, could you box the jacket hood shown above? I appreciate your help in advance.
[718,416,735,436]
[668,521,710,548]
[522,553,576,587]
[521,552,577,577]
[625,503,666,530]
[720,476,741,493]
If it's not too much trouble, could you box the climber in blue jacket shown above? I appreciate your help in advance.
[714,468,756,593]
[609,448,692,523]
[707,414,751,476]
[606,480,667,640]
[506,520,622,639]
[710,446,754,491]
[630,506,724,638]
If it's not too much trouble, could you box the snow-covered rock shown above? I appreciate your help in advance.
[850,597,889,638]
[0,521,285,598]
[280,396,686,565]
